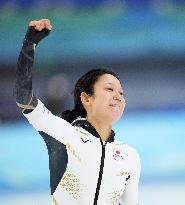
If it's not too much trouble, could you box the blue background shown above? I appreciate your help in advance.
[0,0,185,204]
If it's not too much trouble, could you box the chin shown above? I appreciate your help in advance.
[106,113,122,125]
[112,116,122,124]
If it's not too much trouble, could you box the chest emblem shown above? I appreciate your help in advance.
[113,147,124,161]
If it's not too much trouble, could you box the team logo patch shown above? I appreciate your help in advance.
[113,147,124,161]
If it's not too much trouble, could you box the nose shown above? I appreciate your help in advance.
[113,92,122,102]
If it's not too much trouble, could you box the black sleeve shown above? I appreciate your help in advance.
[39,131,68,195]
[14,26,51,114]
[14,39,38,114]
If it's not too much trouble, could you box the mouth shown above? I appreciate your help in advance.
[109,104,120,108]
[110,103,119,106]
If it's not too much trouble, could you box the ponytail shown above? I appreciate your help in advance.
[60,104,87,124]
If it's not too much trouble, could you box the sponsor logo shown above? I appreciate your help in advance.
[79,131,91,143]
[80,137,90,143]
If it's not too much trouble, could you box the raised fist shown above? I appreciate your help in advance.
[24,19,52,44]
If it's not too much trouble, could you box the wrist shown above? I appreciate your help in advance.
[22,39,36,50]
[24,26,50,45]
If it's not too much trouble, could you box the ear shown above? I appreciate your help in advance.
[80,92,91,107]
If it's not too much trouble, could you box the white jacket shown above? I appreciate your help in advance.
[23,99,141,205]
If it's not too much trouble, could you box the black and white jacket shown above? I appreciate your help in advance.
[23,100,141,205]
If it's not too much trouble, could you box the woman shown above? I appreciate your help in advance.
[14,19,141,205]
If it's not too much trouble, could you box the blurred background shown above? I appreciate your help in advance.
[0,0,185,204]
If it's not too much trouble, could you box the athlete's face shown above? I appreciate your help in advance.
[84,74,126,125]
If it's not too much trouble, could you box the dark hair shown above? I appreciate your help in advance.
[60,67,120,123]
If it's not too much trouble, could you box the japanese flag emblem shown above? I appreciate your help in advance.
[113,147,124,161]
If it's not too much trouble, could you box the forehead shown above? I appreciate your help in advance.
[96,74,122,88]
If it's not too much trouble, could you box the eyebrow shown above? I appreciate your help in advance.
[105,82,123,91]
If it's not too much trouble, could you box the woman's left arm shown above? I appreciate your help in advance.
[119,150,141,205]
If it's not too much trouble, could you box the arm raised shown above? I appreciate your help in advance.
[14,19,51,113]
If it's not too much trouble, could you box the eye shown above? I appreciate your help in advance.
[119,88,125,96]
[106,88,113,91]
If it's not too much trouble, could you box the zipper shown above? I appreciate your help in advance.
[93,140,107,205]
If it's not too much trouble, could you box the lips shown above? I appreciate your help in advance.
[109,104,119,107]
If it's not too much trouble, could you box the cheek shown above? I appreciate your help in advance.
[99,94,111,107]
[92,95,109,110]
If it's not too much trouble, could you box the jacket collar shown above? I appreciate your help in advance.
[71,118,115,143]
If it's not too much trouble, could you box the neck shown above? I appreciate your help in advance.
[86,116,112,141]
